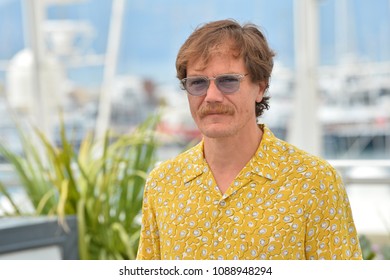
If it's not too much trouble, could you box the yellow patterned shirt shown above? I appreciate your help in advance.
[137,125,362,260]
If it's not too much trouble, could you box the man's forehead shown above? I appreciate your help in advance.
[188,49,242,71]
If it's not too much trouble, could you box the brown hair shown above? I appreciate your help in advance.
[176,19,276,117]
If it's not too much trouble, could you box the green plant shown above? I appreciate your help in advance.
[359,235,376,260]
[359,235,390,260]
[0,114,160,259]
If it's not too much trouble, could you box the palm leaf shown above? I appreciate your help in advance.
[0,113,160,259]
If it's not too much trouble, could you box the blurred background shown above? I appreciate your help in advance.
[0,0,389,259]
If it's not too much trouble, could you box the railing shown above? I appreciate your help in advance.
[0,164,20,188]
[1,160,390,187]
[330,160,390,185]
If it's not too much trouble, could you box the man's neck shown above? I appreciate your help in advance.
[203,125,263,193]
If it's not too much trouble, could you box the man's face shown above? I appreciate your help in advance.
[186,52,266,139]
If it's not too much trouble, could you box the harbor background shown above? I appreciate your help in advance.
[0,0,389,258]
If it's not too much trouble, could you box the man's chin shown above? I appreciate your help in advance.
[199,125,234,139]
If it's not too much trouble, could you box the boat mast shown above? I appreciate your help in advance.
[95,0,125,140]
[288,0,322,156]
[23,0,52,141]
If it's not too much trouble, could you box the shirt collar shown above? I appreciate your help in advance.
[182,124,282,184]
[248,124,281,181]
[181,141,207,184]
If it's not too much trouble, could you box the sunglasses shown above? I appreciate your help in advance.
[180,73,248,96]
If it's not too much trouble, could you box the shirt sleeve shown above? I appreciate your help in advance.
[136,175,161,260]
[304,166,362,260]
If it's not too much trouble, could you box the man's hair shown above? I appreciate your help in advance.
[176,19,276,117]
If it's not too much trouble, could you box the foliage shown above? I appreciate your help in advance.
[0,115,160,259]
[359,235,390,260]
[359,235,377,260]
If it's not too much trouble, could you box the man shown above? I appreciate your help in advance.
[137,19,362,260]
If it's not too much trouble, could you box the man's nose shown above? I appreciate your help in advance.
[204,80,224,102]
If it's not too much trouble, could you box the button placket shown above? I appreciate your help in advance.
[212,194,228,253]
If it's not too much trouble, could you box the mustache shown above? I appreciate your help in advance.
[198,104,235,118]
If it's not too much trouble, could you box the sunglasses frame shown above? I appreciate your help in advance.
[180,73,248,96]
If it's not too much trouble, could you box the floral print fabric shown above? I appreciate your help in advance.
[137,125,362,260]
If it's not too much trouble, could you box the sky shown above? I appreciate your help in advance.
[0,0,389,87]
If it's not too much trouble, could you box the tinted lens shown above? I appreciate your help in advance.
[185,77,209,96]
[215,75,241,93]
[181,74,245,96]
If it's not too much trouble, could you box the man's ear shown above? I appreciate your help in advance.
[256,81,267,103]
